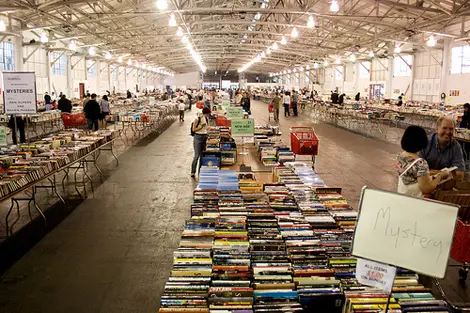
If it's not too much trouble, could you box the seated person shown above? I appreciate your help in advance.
[420,116,465,181]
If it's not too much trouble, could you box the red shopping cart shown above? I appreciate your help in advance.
[62,113,87,128]
[268,103,274,121]
[290,126,319,169]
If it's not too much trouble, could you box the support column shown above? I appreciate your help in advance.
[410,52,416,101]
[385,56,394,99]
[46,50,52,94]
[66,54,73,98]
[124,66,128,91]
[439,38,451,100]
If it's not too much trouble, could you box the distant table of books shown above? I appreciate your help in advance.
[2,129,121,236]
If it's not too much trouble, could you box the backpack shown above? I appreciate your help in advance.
[190,116,201,136]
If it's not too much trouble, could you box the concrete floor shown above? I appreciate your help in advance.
[0,100,464,313]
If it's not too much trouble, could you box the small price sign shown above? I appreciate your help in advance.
[355,258,396,293]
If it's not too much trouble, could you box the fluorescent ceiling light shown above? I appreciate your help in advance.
[254,13,261,20]
[307,16,315,28]
[306,65,310,70]
[0,20,6,32]
[426,35,437,47]
[299,67,304,71]
[181,35,189,44]
[176,27,183,36]
[156,0,168,10]
[272,42,279,50]
[118,56,123,63]
[394,45,401,53]
[288,69,292,73]
[261,51,266,58]
[293,68,297,72]
[335,57,341,64]
[169,14,177,27]
[68,40,76,51]
[127,59,132,66]
[369,50,374,57]
[266,48,271,55]
[40,32,49,43]
[291,27,299,38]
[330,0,339,12]
[281,36,287,45]
[323,60,329,66]
[349,54,356,62]
[88,47,95,56]
[105,52,112,60]
[314,63,319,69]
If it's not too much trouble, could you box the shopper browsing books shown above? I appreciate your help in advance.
[272,92,282,122]
[191,107,211,177]
[99,95,110,129]
[283,92,291,117]
[178,99,185,122]
[84,93,101,131]
[396,126,448,197]
[420,116,465,182]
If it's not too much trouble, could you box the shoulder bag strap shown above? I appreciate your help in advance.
[400,158,423,178]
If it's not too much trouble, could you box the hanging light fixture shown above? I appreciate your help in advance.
[288,69,292,73]
[261,51,266,58]
[127,59,132,66]
[68,40,76,51]
[335,57,341,64]
[168,14,177,27]
[88,47,96,56]
[426,35,437,47]
[181,35,189,44]
[281,36,287,45]
[134,61,139,67]
[293,68,297,72]
[118,56,123,63]
[299,66,304,71]
[40,32,49,43]
[0,20,6,32]
[323,60,329,66]
[272,42,279,50]
[349,54,356,62]
[394,45,401,53]
[105,52,112,60]
[156,0,168,10]
[369,50,374,57]
[314,63,319,69]
[291,27,299,38]
[306,65,310,70]
[307,16,315,28]
[266,48,272,55]
[330,0,339,12]
[176,27,183,37]
[142,64,146,69]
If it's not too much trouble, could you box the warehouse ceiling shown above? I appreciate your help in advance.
[3,0,470,74]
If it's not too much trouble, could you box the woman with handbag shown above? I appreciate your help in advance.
[396,126,448,197]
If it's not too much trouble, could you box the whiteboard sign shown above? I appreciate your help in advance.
[355,258,396,293]
[352,188,458,278]
[3,72,37,114]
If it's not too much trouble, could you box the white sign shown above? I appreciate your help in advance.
[355,258,396,293]
[3,72,37,114]
[352,188,458,278]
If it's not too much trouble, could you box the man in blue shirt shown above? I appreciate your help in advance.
[420,116,465,181]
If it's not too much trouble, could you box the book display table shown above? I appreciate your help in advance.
[1,129,121,235]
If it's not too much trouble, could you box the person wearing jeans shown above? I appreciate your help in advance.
[292,90,299,116]
[283,92,291,117]
[84,93,101,131]
[191,107,211,177]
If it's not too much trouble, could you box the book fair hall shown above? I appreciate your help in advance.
[2,0,470,313]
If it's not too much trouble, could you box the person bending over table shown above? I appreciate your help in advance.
[420,116,465,182]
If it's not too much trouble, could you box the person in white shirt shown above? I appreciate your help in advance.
[178,99,186,121]
[283,92,291,117]
[191,107,211,177]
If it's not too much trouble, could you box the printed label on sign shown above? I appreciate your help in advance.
[355,258,396,293]
[231,118,254,137]
[226,107,244,120]
[3,72,37,114]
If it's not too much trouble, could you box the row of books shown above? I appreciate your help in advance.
[0,129,119,198]
[160,163,450,313]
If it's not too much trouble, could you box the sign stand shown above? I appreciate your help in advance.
[13,114,18,146]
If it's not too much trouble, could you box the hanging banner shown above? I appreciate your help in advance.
[231,118,254,137]
[226,107,244,120]
[355,258,396,293]
[3,72,37,114]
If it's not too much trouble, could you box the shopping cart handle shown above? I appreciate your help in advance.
[290,126,315,131]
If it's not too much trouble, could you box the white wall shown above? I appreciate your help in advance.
[164,71,200,88]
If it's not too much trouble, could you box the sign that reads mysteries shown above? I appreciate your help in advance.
[231,118,254,137]
[3,72,37,115]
